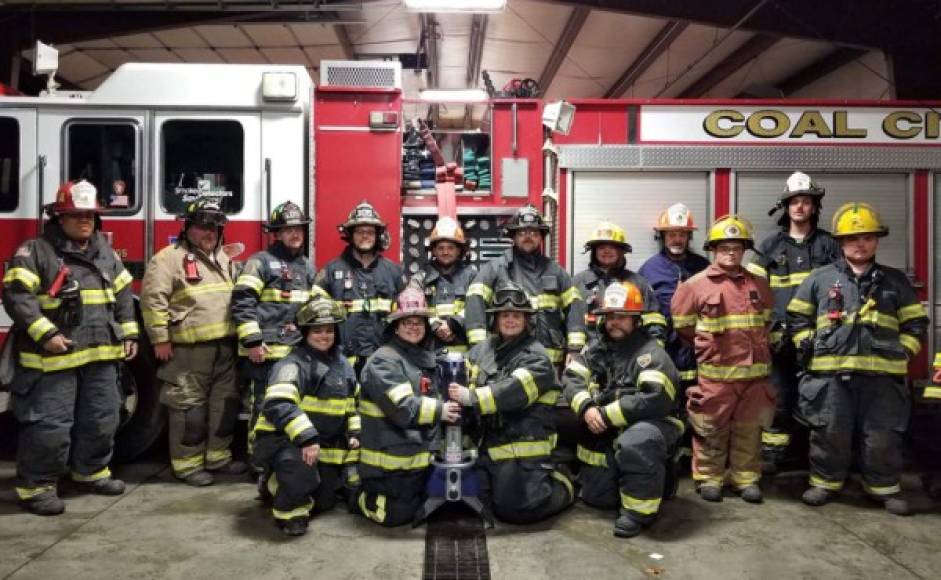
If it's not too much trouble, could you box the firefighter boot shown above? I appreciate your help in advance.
[737,484,763,504]
[870,494,910,516]
[613,509,644,538]
[801,486,832,507]
[208,460,249,476]
[76,478,126,496]
[21,489,66,516]
[281,516,309,537]
[179,470,215,487]
[698,484,723,503]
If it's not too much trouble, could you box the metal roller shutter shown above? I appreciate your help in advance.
[736,172,910,271]
[570,171,710,275]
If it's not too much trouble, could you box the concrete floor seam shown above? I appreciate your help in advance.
[821,510,927,580]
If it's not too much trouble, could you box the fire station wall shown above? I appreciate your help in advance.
[568,171,710,275]
[736,172,910,272]
[934,174,941,355]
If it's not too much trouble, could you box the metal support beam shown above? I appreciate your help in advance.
[420,13,440,123]
[775,47,867,96]
[604,20,687,98]
[677,34,778,98]
[464,14,489,127]
[536,6,589,94]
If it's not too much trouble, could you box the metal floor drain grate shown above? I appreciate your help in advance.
[422,506,491,580]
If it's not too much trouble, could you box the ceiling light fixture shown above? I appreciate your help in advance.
[419,89,490,103]
[404,0,507,14]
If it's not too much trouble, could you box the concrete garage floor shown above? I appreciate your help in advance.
[0,460,939,580]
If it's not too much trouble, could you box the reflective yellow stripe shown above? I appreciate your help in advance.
[475,386,497,415]
[301,396,348,416]
[387,383,413,404]
[672,314,696,328]
[467,283,493,302]
[899,334,921,356]
[487,438,553,461]
[273,502,313,521]
[604,401,628,428]
[745,262,768,278]
[358,492,387,523]
[237,343,293,360]
[698,362,770,380]
[769,271,811,289]
[576,444,608,467]
[467,328,488,344]
[120,321,140,337]
[16,484,56,500]
[445,344,468,353]
[791,328,814,347]
[817,311,898,331]
[545,347,564,364]
[560,286,581,308]
[77,288,116,305]
[27,316,57,342]
[641,312,668,327]
[20,344,125,372]
[809,474,843,490]
[924,386,941,399]
[417,397,438,425]
[318,448,347,465]
[761,431,791,446]
[787,297,815,316]
[359,448,431,471]
[113,269,134,293]
[205,448,232,467]
[260,288,310,303]
[348,415,362,431]
[551,469,574,501]
[253,415,277,433]
[536,390,560,405]
[344,298,394,314]
[265,383,300,404]
[511,368,539,404]
[696,311,771,333]
[897,302,927,323]
[72,467,112,483]
[637,369,676,400]
[864,482,902,496]
[344,448,360,464]
[234,274,265,294]
[141,308,169,327]
[934,352,941,368]
[808,355,908,376]
[567,331,587,348]
[358,399,385,418]
[37,294,61,310]
[435,303,457,316]
[171,454,204,476]
[237,321,262,340]
[566,360,591,381]
[534,293,561,310]
[170,281,233,303]
[730,471,761,487]
[284,415,314,441]
[569,391,591,414]
[170,320,234,343]
[3,266,41,292]
[668,416,686,435]
[679,369,697,381]
[620,492,661,515]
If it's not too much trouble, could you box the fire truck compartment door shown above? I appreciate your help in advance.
[569,171,710,274]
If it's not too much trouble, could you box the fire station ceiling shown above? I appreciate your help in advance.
[1,0,939,121]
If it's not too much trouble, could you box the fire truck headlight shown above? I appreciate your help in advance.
[262,72,298,102]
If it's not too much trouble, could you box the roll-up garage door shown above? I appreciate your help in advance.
[933,174,941,355]
[736,172,910,271]
[570,172,710,275]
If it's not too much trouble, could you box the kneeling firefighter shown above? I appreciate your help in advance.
[355,288,461,527]
[562,281,684,537]
[450,280,574,524]
[252,295,360,536]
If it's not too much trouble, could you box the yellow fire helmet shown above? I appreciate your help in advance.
[584,221,632,253]
[831,202,888,238]
[704,214,754,251]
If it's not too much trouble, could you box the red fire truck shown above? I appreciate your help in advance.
[2,60,938,459]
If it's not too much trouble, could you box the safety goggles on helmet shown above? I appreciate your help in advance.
[297,296,345,327]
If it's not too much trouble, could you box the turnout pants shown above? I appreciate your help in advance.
[687,377,775,489]
[239,359,274,466]
[578,419,681,525]
[798,373,909,496]
[477,454,574,525]
[254,436,343,521]
[762,342,801,461]
[158,340,239,477]
[11,361,121,498]
[356,470,428,527]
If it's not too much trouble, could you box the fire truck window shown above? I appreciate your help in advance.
[161,120,244,215]
[0,117,19,212]
[67,123,137,211]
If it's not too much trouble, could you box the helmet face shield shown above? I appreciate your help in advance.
[191,208,228,227]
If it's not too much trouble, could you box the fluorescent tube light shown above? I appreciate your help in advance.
[419,89,490,103]
[404,0,507,13]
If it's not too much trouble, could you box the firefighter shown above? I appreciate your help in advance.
[2,180,137,515]
[315,201,406,376]
[574,221,666,345]
[355,288,461,527]
[638,203,710,387]
[671,215,776,503]
[747,172,841,473]
[562,282,684,537]
[141,199,243,486]
[407,216,477,355]
[450,280,574,524]
[465,204,586,367]
[788,202,927,515]
[252,295,360,536]
[231,201,322,466]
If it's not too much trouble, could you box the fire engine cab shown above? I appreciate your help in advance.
[2,59,939,459]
